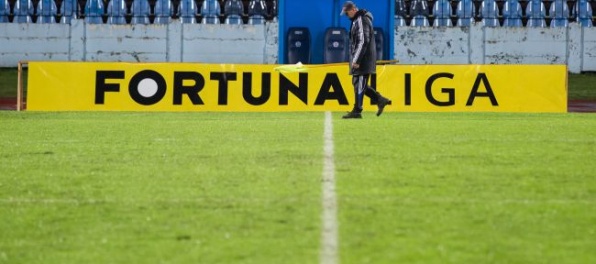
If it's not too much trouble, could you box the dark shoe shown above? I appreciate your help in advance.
[342,111,362,119]
[376,96,392,117]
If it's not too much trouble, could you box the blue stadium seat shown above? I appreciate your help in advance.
[13,0,34,23]
[502,0,522,27]
[374,27,384,60]
[224,0,244,16]
[201,0,221,24]
[549,0,569,27]
[201,15,219,24]
[480,0,500,27]
[36,0,57,23]
[248,15,264,24]
[131,0,150,24]
[248,0,266,24]
[0,0,8,23]
[270,0,277,21]
[178,0,197,24]
[324,27,349,63]
[411,15,430,26]
[394,0,407,26]
[394,0,408,27]
[433,0,452,26]
[456,0,476,26]
[84,0,104,24]
[223,0,244,24]
[395,15,407,26]
[525,0,546,27]
[287,27,311,64]
[154,0,173,24]
[225,14,242,24]
[410,0,429,26]
[395,0,407,18]
[59,0,78,24]
[224,0,244,25]
[107,0,127,24]
[573,0,593,27]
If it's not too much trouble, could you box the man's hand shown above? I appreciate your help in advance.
[352,63,360,69]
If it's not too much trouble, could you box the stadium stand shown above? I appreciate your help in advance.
[395,0,408,26]
[36,0,58,23]
[179,0,198,23]
[456,0,476,26]
[0,0,591,27]
[549,0,570,27]
[131,0,150,24]
[224,0,243,24]
[503,0,523,26]
[154,0,173,24]
[433,0,453,26]
[107,0,128,24]
[323,27,349,63]
[480,0,500,26]
[0,0,8,23]
[247,0,266,25]
[84,0,104,24]
[410,0,430,26]
[573,0,593,27]
[13,0,34,23]
[526,0,547,27]
[201,0,221,24]
[286,27,311,64]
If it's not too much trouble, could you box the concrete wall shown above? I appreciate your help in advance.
[0,19,279,66]
[1,20,595,73]
[394,23,596,73]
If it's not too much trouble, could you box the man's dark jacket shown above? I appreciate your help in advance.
[349,9,376,76]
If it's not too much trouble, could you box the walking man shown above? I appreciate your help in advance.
[341,1,392,119]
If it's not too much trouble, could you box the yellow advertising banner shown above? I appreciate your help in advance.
[27,62,567,112]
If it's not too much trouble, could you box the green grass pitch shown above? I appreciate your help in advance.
[1,111,596,263]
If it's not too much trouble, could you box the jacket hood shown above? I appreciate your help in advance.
[351,9,374,22]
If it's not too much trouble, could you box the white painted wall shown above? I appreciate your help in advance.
[1,20,595,73]
[0,19,277,66]
[394,23,596,73]
[581,27,596,71]
[0,23,71,63]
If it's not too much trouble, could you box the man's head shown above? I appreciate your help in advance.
[340,1,358,18]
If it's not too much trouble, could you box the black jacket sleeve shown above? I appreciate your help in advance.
[352,15,371,65]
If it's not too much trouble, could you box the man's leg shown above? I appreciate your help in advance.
[363,84,392,117]
[353,74,368,112]
[364,86,379,102]
[343,75,368,119]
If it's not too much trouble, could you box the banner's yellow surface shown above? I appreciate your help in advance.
[27,62,567,112]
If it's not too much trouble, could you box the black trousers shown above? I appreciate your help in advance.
[352,74,380,112]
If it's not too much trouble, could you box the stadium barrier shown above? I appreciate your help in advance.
[24,62,567,112]
[0,22,595,72]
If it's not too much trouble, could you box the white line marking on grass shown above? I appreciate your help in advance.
[320,111,338,264]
